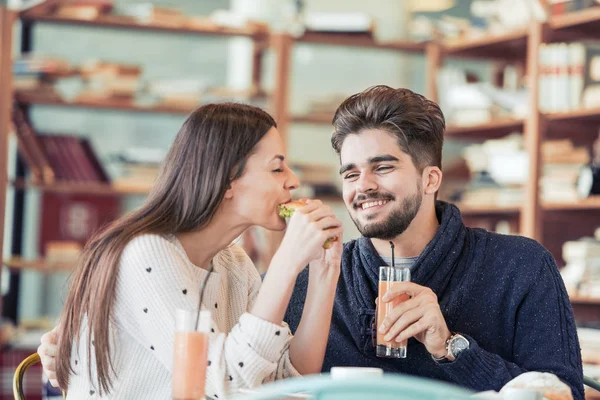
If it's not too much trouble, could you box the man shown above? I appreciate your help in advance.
[284,85,584,399]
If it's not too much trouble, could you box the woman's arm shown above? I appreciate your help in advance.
[289,239,341,374]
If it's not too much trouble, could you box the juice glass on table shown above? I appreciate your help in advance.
[376,266,411,358]
[173,309,211,400]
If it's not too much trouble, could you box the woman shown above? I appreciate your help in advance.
[38,103,342,399]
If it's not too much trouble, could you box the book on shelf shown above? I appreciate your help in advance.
[539,41,600,112]
[11,103,109,185]
[11,103,55,184]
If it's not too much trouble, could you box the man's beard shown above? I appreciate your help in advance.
[351,188,422,240]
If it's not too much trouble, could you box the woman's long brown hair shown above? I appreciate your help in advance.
[56,103,276,395]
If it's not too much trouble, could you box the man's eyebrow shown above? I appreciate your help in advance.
[339,163,356,175]
[368,155,399,164]
[339,155,399,175]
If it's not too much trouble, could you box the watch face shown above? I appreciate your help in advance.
[450,336,469,357]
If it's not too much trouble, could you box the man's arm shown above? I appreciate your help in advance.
[378,252,584,399]
[437,252,584,399]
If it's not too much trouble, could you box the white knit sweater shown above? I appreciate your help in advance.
[67,234,300,399]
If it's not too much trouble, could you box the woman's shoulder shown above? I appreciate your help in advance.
[121,233,184,266]
[215,242,259,279]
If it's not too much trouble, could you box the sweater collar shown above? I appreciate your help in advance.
[356,201,468,294]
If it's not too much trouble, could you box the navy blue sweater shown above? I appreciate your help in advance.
[284,201,584,399]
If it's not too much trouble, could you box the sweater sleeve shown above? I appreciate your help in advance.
[246,261,302,382]
[438,252,584,400]
[116,235,298,399]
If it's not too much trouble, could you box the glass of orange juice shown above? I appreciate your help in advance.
[173,309,211,400]
[376,266,411,358]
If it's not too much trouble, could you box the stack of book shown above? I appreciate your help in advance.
[538,41,600,112]
[561,228,600,298]
[541,139,590,202]
[11,104,109,185]
[78,61,142,100]
[13,55,73,97]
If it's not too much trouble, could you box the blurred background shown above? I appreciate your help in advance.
[1,0,600,398]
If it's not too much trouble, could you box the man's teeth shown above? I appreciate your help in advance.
[361,200,388,210]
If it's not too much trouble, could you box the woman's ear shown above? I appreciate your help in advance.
[224,181,234,200]
[423,166,443,195]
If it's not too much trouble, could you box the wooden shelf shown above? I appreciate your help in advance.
[442,28,528,59]
[4,257,75,272]
[543,196,600,211]
[570,296,600,305]
[549,7,600,38]
[457,204,521,216]
[546,108,600,123]
[291,113,333,124]
[15,91,194,115]
[19,13,268,39]
[12,180,151,196]
[445,118,524,139]
[294,31,426,53]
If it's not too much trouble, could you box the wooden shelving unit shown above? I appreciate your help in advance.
[15,91,195,115]
[19,12,268,39]
[294,31,426,52]
[458,204,521,216]
[549,6,600,36]
[441,28,528,59]
[546,108,600,123]
[445,118,524,139]
[3,256,75,272]
[543,196,600,211]
[11,179,152,195]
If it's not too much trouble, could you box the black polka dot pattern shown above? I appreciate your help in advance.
[146,267,151,273]
[214,395,218,399]
[75,360,78,365]
[275,330,281,336]
[215,303,218,309]
[238,362,244,368]
[150,345,155,350]
[143,308,148,313]
[89,390,95,395]
[229,375,233,381]
[208,360,211,366]
[211,328,215,333]
[182,289,187,295]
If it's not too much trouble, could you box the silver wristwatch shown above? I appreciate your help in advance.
[432,332,470,363]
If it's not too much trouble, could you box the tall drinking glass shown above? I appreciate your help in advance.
[173,309,211,400]
[376,266,411,358]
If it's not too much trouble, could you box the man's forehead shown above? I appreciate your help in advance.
[340,131,406,165]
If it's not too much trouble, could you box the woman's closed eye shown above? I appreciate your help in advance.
[272,168,284,173]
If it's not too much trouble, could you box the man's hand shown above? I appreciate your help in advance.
[377,282,452,359]
[37,326,60,387]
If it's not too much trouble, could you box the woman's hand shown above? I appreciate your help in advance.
[37,326,60,388]
[309,233,342,281]
[275,200,342,273]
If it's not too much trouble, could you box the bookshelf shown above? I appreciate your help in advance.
[441,27,528,60]
[19,10,269,39]
[12,179,152,196]
[444,118,524,139]
[295,31,426,52]
[14,91,195,115]
[3,256,74,273]
[2,2,600,325]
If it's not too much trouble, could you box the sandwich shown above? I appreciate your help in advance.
[278,199,339,249]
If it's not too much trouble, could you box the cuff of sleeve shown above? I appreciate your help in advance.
[233,313,291,363]
[437,334,501,390]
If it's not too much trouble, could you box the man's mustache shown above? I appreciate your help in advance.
[353,193,395,208]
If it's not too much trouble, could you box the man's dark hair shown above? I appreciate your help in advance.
[331,85,445,172]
